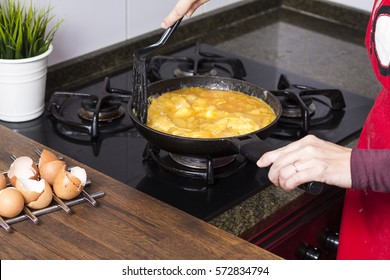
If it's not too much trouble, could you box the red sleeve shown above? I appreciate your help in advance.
[351,148,390,192]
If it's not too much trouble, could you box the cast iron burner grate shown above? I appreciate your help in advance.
[142,143,248,189]
[148,42,247,81]
[47,77,133,139]
[270,74,346,139]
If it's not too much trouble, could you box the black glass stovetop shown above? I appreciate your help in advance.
[0,44,374,221]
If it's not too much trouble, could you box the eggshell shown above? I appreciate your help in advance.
[0,173,6,190]
[38,149,58,167]
[7,156,39,187]
[0,187,25,218]
[53,166,85,200]
[27,180,53,209]
[39,160,67,185]
[14,178,45,204]
[69,166,87,186]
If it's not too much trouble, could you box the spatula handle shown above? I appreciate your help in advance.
[134,17,183,60]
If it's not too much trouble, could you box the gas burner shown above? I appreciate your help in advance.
[169,154,236,169]
[143,143,247,187]
[279,96,316,118]
[48,77,133,138]
[148,43,246,81]
[173,62,218,77]
[270,74,346,138]
[79,98,125,121]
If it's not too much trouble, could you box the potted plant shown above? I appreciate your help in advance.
[0,0,62,122]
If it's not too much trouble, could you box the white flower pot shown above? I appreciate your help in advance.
[0,45,53,122]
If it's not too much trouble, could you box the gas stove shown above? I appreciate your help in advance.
[0,43,373,224]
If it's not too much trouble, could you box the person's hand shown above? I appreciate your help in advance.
[257,135,352,191]
[161,0,210,29]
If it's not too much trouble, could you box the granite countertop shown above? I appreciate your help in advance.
[46,0,381,239]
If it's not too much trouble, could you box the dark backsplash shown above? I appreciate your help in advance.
[46,0,370,97]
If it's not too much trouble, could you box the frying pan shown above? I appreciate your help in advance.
[129,76,281,158]
[128,76,323,195]
[129,19,323,194]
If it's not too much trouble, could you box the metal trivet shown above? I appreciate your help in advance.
[0,150,106,233]
[0,175,105,232]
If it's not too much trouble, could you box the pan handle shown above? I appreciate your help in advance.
[234,136,324,195]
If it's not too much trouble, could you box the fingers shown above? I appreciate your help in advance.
[161,1,191,29]
[257,136,314,189]
[271,159,323,191]
[161,0,209,29]
[185,0,208,17]
[257,135,312,168]
[257,135,353,191]
[273,161,300,190]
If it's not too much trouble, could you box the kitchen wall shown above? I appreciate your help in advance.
[29,0,373,66]
[31,0,242,66]
[322,0,373,12]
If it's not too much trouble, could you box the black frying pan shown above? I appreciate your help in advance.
[128,76,323,195]
[129,76,281,158]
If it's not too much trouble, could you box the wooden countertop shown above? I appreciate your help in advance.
[0,125,281,260]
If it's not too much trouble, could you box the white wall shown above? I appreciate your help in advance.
[126,0,242,39]
[322,0,374,12]
[28,0,372,66]
[30,0,242,66]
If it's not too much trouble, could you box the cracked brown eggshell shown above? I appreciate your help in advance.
[14,177,45,204]
[39,160,67,186]
[53,166,87,200]
[7,156,39,187]
[27,180,53,209]
[38,149,58,167]
[0,173,6,190]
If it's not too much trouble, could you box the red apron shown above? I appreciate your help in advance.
[337,0,390,259]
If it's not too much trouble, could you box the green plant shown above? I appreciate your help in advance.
[0,0,62,59]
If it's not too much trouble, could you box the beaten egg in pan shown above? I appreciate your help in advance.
[147,87,276,138]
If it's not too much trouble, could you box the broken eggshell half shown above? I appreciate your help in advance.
[7,156,39,187]
[38,149,58,166]
[39,160,67,186]
[26,180,53,210]
[14,177,45,204]
[0,173,7,190]
[53,166,87,200]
